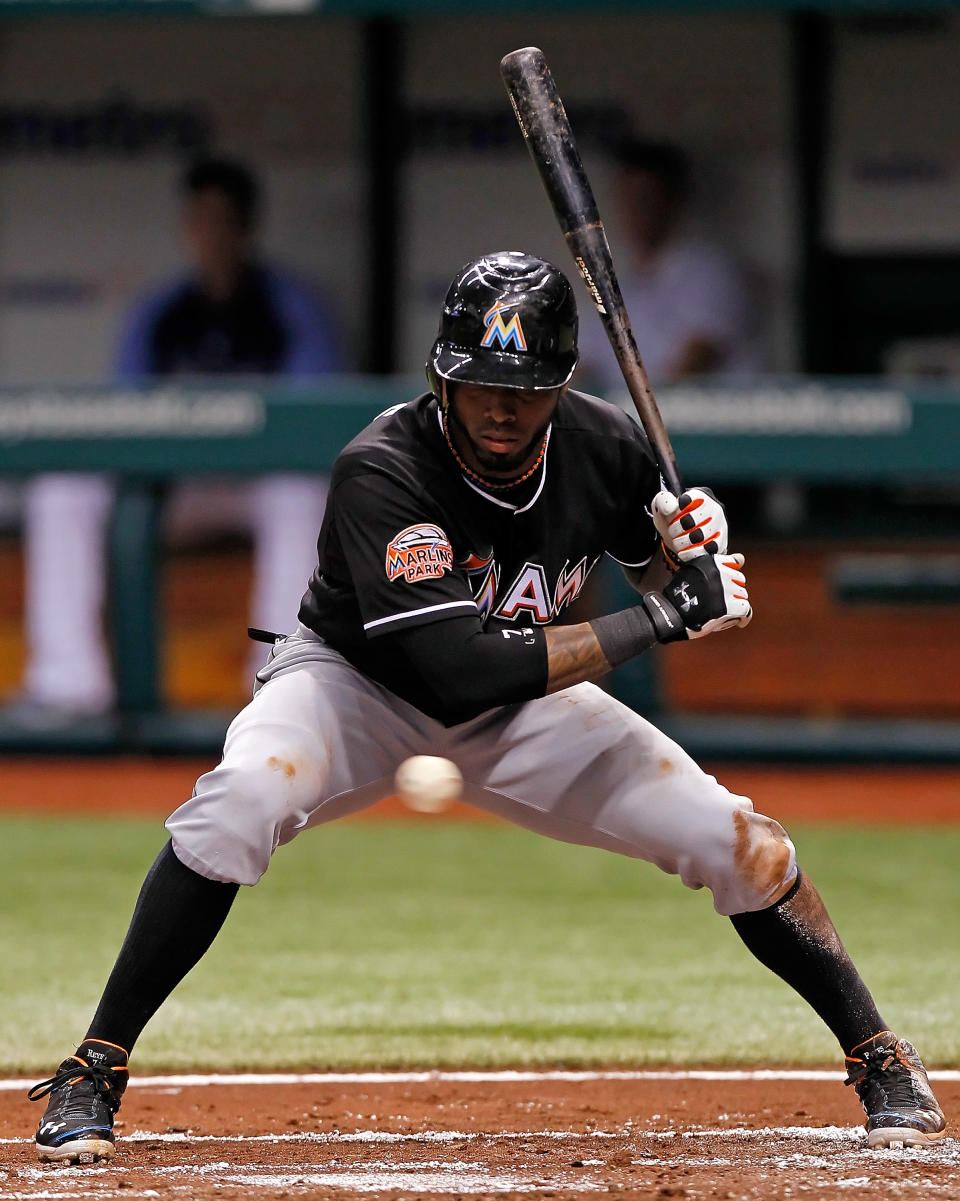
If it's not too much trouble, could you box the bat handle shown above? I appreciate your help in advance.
[502,45,683,497]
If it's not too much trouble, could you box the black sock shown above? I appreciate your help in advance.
[730,869,886,1055]
[86,840,239,1054]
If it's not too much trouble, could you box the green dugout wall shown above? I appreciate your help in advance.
[1,379,959,760]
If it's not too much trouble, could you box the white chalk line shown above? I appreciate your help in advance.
[3,1151,607,1199]
[3,1180,958,1201]
[212,1171,601,1195]
[0,1194,161,1201]
[4,1133,959,1200]
[0,1125,934,1148]
[4,1130,958,1199]
[0,1181,594,1200]
[3,1067,959,1093]
[3,1124,946,1149]
[9,1125,955,1162]
[1,1129,612,1148]
[7,1159,602,1197]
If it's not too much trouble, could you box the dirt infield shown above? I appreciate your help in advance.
[2,759,960,824]
[1,1072,957,1200]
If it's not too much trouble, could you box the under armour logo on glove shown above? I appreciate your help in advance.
[676,582,698,611]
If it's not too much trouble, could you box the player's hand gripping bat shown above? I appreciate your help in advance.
[500,45,682,497]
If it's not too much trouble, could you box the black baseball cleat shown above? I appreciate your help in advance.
[28,1038,129,1163]
[845,1031,947,1148]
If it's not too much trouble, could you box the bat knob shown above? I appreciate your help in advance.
[500,46,546,81]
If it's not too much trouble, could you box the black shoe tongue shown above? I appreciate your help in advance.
[77,1041,124,1067]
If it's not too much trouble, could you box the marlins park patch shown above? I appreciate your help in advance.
[386,524,454,584]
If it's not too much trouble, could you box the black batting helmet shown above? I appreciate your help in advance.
[427,251,578,396]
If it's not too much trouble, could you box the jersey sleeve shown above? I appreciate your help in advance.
[332,470,479,637]
[603,424,662,569]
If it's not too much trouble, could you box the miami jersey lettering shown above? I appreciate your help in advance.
[459,550,498,622]
[485,555,601,624]
[498,562,551,622]
[386,524,454,584]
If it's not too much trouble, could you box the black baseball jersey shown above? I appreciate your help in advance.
[299,389,661,704]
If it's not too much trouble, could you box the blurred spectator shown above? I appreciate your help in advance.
[578,139,761,389]
[18,156,341,717]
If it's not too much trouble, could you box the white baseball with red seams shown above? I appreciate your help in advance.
[395,755,463,812]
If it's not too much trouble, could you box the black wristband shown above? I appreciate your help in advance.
[589,605,657,668]
[641,591,687,643]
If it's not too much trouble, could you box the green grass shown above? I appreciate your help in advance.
[2,813,957,1073]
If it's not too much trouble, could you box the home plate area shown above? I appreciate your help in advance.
[1,1072,958,1200]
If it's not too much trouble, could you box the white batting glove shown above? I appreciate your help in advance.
[651,487,728,564]
[642,552,752,642]
[683,552,752,639]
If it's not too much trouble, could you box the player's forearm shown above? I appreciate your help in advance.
[545,602,664,692]
[392,616,549,726]
[544,624,613,692]
[547,548,701,692]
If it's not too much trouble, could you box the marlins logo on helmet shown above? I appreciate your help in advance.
[480,302,527,352]
[386,524,454,584]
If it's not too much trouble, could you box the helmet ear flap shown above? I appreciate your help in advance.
[425,363,450,410]
[425,361,441,402]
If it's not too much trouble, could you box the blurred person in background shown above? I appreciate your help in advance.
[578,139,762,389]
[17,156,342,718]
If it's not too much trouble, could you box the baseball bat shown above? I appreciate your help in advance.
[500,45,682,496]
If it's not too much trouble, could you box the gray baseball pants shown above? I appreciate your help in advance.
[166,626,797,915]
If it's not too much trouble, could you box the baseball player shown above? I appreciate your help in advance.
[29,251,945,1162]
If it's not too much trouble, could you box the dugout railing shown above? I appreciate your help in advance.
[1,377,959,760]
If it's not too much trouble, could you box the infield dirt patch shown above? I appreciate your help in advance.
[1,1073,957,1200]
[3,759,960,825]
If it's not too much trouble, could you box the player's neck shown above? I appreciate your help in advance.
[442,409,548,493]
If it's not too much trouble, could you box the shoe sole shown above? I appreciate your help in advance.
[36,1137,115,1164]
[867,1127,947,1149]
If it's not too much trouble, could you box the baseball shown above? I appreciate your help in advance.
[394,755,463,813]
